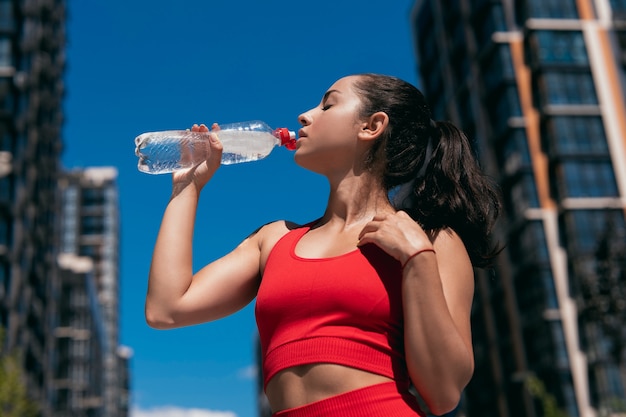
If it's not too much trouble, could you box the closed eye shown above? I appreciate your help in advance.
[320,89,339,111]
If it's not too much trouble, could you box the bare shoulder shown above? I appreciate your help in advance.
[251,220,306,260]
[432,228,474,283]
[432,229,469,258]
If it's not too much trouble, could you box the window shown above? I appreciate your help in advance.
[511,220,550,264]
[0,37,11,67]
[547,116,609,156]
[557,160,618,198]
[526,0,578,18]
[82,188,105,207]
[0,176,10,203]
[610,0,626,15]
[81,215,104,235]
[0,78,13,116]
[514,265,559,312]
[560,372,579,417]
[606,366,625,398]
[490,86,522,134]
[0,0,12,32]
[550,320,570,368]
[540,268,559,309]
[0,260,8,295]
[0,120,11,152]
[500,128,532,175]
[482,44,515,93]
[509,173,540,217]
[473,4,505,46]
[533,31,588,65]
[541,71,597,105]
[561,209,626,253]
[522,221,550,263]
[79,244,98,257]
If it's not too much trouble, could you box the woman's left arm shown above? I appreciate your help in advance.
[358,211,475,416]
[402,228,474,415]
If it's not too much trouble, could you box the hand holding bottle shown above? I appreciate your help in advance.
[135,120,296,175]
[171,123,222,193]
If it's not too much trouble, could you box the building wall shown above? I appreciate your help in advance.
[0,0,67,414]
[411,1,626,416]
[59,167,128,417]
[0,2,130,415]
[55,253,106,417]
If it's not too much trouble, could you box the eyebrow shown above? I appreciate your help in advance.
[322,89,340,103]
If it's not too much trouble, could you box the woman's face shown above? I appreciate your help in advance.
[294,76,368,174]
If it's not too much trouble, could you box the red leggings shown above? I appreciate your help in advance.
[271,382,425,417]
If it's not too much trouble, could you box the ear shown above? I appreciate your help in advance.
[358,111,389,142]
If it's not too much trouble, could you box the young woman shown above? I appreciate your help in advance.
[145,73,501,417]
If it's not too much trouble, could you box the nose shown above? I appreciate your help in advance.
[298,111,312,126]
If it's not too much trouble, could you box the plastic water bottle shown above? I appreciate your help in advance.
[134,120,297,174]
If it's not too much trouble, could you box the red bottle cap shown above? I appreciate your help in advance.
[275,128,297,150]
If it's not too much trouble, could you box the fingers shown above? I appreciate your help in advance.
[357,212,400,240]
[190,123,211,132]
[208,131,223,151]
[358,220,380,241]
[357,212,427,256]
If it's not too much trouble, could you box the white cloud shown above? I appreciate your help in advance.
[131,405,237,417]
[237,364,258,380]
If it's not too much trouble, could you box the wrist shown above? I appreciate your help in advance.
[401,248,436,269]
[171,177,203,200]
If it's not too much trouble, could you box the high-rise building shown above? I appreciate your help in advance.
[411,1,626,417]
[116,345,133,417]
[54,253,106,416]
[0,0,67,413]
[0,2,130,414]
[58,167,130,417]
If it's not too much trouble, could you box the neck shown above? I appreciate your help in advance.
[318,173,393,228]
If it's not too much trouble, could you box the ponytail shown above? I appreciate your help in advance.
[353,73,501,268]
[407,121,502,268]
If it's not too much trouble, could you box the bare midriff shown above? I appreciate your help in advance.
[265,363,394,413]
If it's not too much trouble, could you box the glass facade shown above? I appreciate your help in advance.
[531,31,588,64]
[516,0,579,21]
[1,0,67,413]
[2,2,129,416]
[59,167,126,417]
[55,254,105,417]
[412,0,626,416]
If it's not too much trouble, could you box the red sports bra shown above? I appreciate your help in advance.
[255,225,409,390]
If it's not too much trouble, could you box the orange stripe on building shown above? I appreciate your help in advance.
[576,0,596,20]
[509,39,555,210]
[597,29,626,170]
[596,28,626,215]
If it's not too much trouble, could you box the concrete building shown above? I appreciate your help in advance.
[0,0,67,413]
[58,167,130,417]
[1,1,130,414]
[54,253,106,416]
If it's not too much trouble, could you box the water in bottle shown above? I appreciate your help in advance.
[134,120,296,174]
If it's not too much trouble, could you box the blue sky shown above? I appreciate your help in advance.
[62,1,419,416]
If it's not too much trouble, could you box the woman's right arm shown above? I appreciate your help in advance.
[145,124,263,329]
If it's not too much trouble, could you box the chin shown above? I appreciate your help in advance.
[293,151,319,173]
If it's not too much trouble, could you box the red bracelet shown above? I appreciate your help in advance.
[401,248,436,269]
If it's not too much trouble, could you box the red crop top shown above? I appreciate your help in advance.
[255,225,409,390]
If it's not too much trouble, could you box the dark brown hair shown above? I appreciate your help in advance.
[353,73,501,268]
